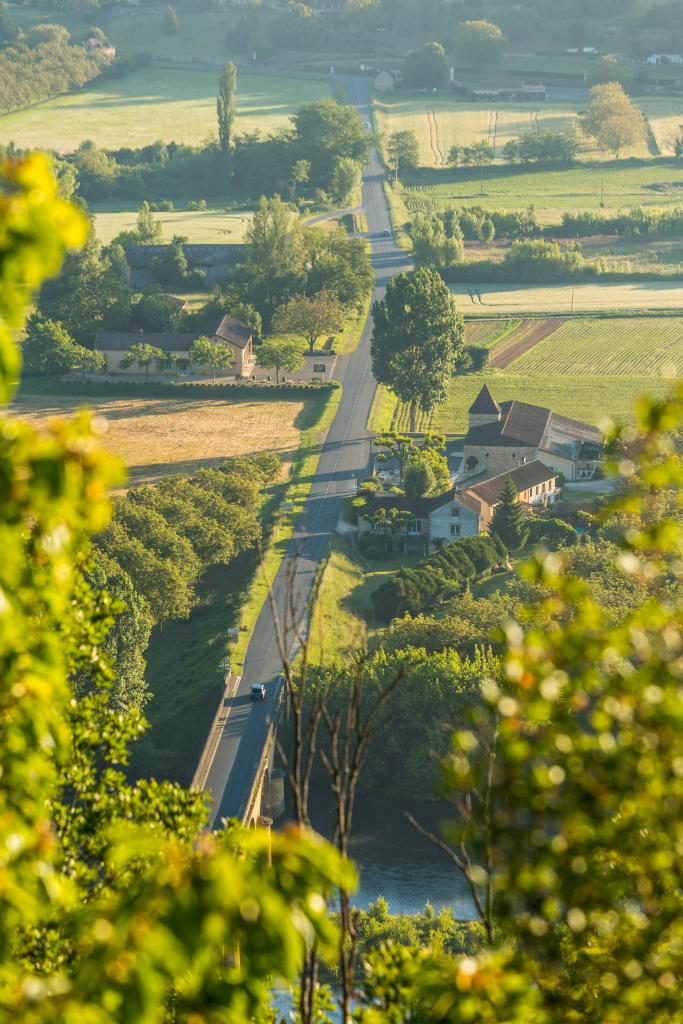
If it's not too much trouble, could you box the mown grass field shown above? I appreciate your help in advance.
[12,391,314,486]
[449,281,683,315]
[0,66,335,152]
[370,315,683,434]
[393,159,683,225]
[93,205,253,245]
[373,96,622,168]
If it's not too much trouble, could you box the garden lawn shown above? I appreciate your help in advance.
[396,160,683,225]
[0,66,335,152]
[12,391,314,486]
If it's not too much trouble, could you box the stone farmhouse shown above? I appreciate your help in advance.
[95,314,254,377]
[464,386,604,482]
[359,386,603,553]
[360,459,558,555]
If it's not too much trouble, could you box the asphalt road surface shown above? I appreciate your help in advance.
[205,77,413,826]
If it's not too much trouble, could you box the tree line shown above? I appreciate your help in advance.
[0,21,113,115]
[92,452,280,709]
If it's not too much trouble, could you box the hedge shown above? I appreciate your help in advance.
[372,533,507,622]
[40,379,339,401]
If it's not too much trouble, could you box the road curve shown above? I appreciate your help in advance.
[204,77,413,827]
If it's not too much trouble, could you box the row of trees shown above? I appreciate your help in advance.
[96,453,279,626]
[64,94,370,207]
[0,22,112,115]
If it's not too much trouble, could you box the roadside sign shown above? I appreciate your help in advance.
[313,363,327,374]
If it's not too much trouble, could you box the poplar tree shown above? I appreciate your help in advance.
[217,61,237,158]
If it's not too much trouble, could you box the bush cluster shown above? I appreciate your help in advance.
[0,28,108,115]
[558,205,683,239]
[371,534,507,622]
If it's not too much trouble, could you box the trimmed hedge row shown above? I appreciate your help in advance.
[372,534,508,622]
[43,379,339,400]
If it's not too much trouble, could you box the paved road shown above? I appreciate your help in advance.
[205,77,413,827]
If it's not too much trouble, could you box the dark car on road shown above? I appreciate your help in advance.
[250,683,266,701]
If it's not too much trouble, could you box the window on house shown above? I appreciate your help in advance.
[450,523,461,537]
[485,452,490,459]
[451,507,460,517]
[407,519,422,535]
[370,521,383,533]
[512,453,516,459]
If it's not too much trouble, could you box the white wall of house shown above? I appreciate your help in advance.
[429,501,481,543]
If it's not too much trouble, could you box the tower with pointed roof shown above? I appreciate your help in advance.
[468,385,502,429]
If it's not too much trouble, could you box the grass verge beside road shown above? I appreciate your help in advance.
[230,386,342,670]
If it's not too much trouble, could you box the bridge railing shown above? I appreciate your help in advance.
[241,676,286,825]
[191,674,241,792]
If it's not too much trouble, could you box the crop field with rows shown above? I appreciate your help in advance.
[370,315,683,434]
[510,317,683,377]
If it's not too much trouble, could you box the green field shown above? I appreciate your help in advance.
[370,315,683,434]
[374,95,624,168]
[449,281,683,315]
[93,205,253,245]
[509,317,683,376]
[0,67,335,152]
[393,159,683,225]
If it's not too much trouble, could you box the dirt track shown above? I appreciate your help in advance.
[488,318,567,369]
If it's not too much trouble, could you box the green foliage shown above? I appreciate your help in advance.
[189,336,235,381]
[421,392,683,1020]
[292,97,369,192]
[490,478,528,550]
[453,19,505,68]
[272,290,345,352]
[383,590,523,659]
[411,212,464,271]
[0,27,109,117]
[38,232,131,346]
[119,341,166,380]
[582,80,647,156]
[22,315,104,376]
[371,268,466,431]
[136,200,163,244]
[404,444,450,498]
[257,336,306,383]
[503,130,579,165]
[372,535,506,621]
[0,144,352,1024]
[217,62,237,157]
[526,516,579,550]
[387,130,420,174]
[403,42,448,90]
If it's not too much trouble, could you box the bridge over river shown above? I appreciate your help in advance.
[197,77,413,827]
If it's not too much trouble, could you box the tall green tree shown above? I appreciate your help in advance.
[256,337,305,383]
[403,42,448,89]
[371,268,465,432]
[22,315,104,375]
[582,81,647,156]
[490,478,528,550]
[242,195,305,319]
[272,290,345,352]
[135,200,163,243]
[119,342,165,380]
[453,19,505,68]
[189,335,234,381]
[217,61,237,158]
[387,130,420,177]
[293,98,369,190]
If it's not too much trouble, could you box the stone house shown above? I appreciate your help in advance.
[360,459,558,554]
[463,386,603,482]
[95,313,254,377]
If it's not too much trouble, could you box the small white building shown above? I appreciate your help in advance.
[647,53,683,64]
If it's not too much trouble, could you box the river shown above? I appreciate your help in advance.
[308,788,476,918]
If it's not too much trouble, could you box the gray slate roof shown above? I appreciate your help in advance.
[216,314,252,349]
